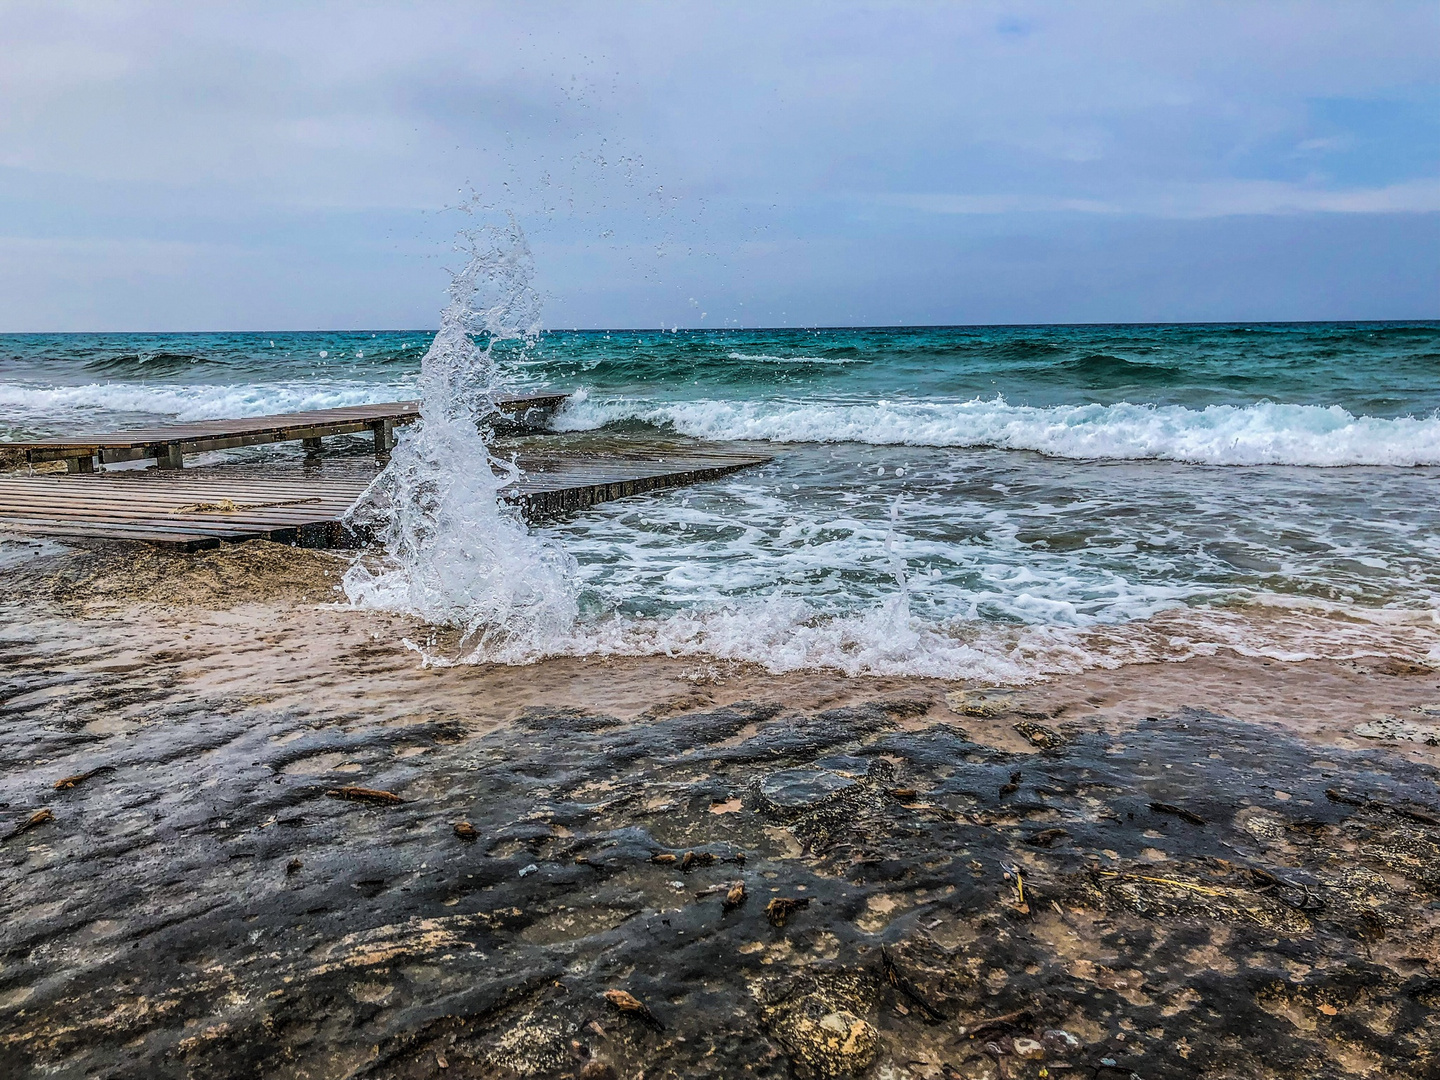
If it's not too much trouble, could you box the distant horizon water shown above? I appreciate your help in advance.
[4,319,1440,680]
[6,317,1439,334]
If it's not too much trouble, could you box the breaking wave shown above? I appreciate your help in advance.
[555,394,1440,467]
[0,380,409,424]
[417,590,1440,682]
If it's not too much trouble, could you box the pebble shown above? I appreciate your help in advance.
[1013,1037,1045,1059]
[1043,1029,1081,1052]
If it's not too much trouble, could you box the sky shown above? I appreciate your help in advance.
[1,1,1438,331]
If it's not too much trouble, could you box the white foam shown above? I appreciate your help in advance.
[0,379,411,425]
[726,351,868,365]
[396,585,1438,682]
[555,395,1440,467]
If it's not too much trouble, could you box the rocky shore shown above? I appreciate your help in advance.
[2,541,1439,1079]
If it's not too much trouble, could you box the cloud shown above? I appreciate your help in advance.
[886,179,1440,218]
[0,0,1435,328]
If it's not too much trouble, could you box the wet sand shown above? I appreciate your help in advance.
[3,541,1439,1079]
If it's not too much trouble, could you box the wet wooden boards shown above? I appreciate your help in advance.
[0,449,771,550]
[0,395,568,471]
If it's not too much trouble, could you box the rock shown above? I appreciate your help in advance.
[1374,659,1433,676]
[945,689,1013,718]
[758,768,859,811]
[1354,716,1440,745]
[1012,1037,1045,1059]
[453,821,478,840]
[578,1063,617,1080]
[1013,720,1063,748]
[1043,1029,1081,1053]
[760,975,878,1079]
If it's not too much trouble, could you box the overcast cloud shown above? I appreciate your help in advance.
[1,1,1437,330]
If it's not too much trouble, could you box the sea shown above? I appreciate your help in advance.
[4,322,1440,681]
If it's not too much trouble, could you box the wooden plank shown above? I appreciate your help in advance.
[0,394,568,461]
[0,519,230,550]
[0,448,771,549]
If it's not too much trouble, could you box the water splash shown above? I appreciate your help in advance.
[342,216,578,660]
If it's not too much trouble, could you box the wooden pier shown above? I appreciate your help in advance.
[0,448,771,551]
[0,395,567,472]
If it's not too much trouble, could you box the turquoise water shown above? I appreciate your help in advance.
[4,323,1440,677]
[5,322,1440,426]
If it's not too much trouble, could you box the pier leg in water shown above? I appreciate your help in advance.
[370,419,394,462]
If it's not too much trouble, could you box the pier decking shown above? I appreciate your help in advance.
[0,448,771,550]
[0,395,567,471]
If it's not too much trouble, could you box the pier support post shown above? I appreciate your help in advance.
[370,420,394,462]
[302,437,323,459]
[154,444,184,470]
[65,455,95,474]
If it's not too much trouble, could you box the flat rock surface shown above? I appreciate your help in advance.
[3,540,1440,1079]
[4,671,1440,1078]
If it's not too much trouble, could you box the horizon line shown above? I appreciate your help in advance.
[3,317,1439,336]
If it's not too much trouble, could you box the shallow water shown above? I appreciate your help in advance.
[4,322,1439,676]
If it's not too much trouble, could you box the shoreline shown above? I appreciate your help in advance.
[3,540,1439,1077]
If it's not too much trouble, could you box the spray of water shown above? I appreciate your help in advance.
[876,492,919,651]
[336,219,1000,678]
[341,216,578,660]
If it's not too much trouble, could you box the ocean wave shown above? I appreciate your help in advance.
[0,380,412,424]
[554,394,1440,467]
[1061,353,1187,384]
[83,352,220,376]
[417,588,1440,680]
[726,351,868,366]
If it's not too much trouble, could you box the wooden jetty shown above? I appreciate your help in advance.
[0,395,567,472]
[0,448,772,550]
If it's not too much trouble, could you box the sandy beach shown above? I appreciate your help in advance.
[3,539,1439,1079]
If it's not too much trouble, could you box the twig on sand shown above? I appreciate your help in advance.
[54,766,116,791]
[326,786,405,805]
[957,1008,1032,1039]
[880,946,946,1021]
[603,988,663,1029]
[1326,788,1440,826]
[4,808,54,842]
[1149,801,1207,825]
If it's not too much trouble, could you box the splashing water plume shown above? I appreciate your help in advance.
[342,217,578,660]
